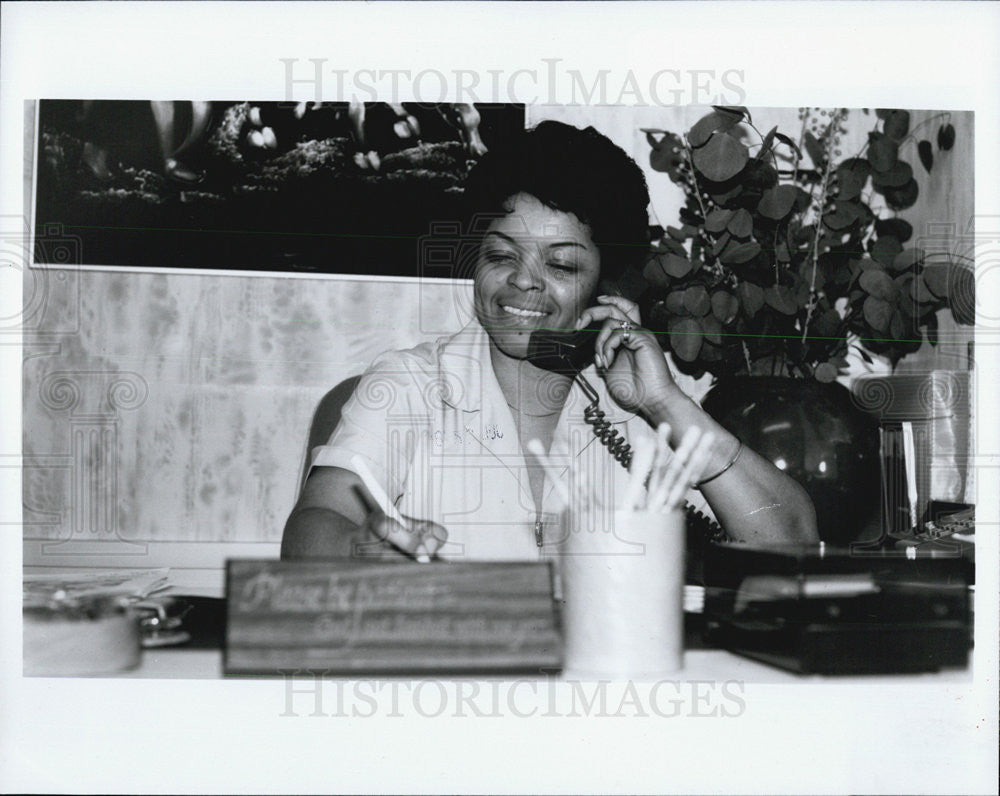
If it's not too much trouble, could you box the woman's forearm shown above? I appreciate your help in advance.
[280,506,362,559]
[282,466,422,560]
[281,507,432,560]
[645,386,819,544]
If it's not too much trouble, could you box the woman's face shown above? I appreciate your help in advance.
[473,192,602,360]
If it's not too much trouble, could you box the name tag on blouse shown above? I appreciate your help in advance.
[431,424,505,448]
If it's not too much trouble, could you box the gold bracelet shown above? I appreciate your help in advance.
[695,439,743,487]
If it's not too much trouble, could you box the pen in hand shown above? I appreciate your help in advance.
[350,455,432,563]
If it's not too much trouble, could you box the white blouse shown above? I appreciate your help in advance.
[312,319,707,561]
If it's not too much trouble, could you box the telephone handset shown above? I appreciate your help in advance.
[526,328,632,467]
[525,328,726,543]
[525,327,600,377]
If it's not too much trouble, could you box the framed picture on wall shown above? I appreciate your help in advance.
[31,100,526,277]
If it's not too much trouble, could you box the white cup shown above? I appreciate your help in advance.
[557,508,686,678]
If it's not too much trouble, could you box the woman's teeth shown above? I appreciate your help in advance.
[502,305,546,317]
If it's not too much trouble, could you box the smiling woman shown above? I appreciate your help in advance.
[474,193,602,361]
[280,121,817,562]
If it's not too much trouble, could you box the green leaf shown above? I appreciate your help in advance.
[917,140,934,173]
[937,123,956,151]
[831,260,853,285]
[793,187,813,213]
[883,178,919,211]
[871,160,913,189]
[863,296,892,331]
[687,115,717,148]
[683,285,712,316]
[701,315,723,345]
[719,239,762,265]
[836,158,870,200]
[909,276,937,305]
[764,285,798,315]
[814,362,839,383]
[648,132,685,178]
[711,290,739,324]
[667,225,687,241]
[803,130,825,167]
[711,231,731,258]
[799,260,826,293]
[756,125,778,161]
[649,148,670,171]
[712,105,750,124]
[738,282,765,317]
[871,236,903,268]
[757,185,799,220]
[794,224,816,245]
[662,253,694,278]
[743,160,779,191]
[875,218,913,243]
[892,247,925,273]
[654,237,688,257]
[642,258,671,288]
[882,109,910,142]
[860,269,898,300]
[773,132,802,160]
[690,239,703,264]
[727,208,753,238]
[650,147,679,176]
[867,132,898,172]
[823,200,863,230]
[665,290,689,316]
[688,111,741,148]
[705,208,734,233]
[709,183,744,205]
[922,264,950,298]
[812,309,842,337]
[669,317,703,362]
[692,133,749,182]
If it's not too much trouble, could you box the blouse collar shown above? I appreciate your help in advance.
[435,319,636,425]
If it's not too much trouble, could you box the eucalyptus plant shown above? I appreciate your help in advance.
[636,107,972,380]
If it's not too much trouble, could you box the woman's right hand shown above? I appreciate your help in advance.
[359,508,448,561]
[282,466,450,561]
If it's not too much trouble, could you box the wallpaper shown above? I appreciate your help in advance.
[23,269,467,543]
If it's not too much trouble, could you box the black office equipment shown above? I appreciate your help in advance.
[702,542,972,674]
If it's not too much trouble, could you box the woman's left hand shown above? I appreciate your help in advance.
[575,295,679,417]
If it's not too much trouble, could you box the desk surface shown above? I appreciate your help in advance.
[24,566,974,684]
[114,645,971,684]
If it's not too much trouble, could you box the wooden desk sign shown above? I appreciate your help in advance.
[224,560,563,675]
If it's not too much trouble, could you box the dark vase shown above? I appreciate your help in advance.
[701,376,881,545]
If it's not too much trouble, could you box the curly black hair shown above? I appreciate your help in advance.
[462,120,651,284]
